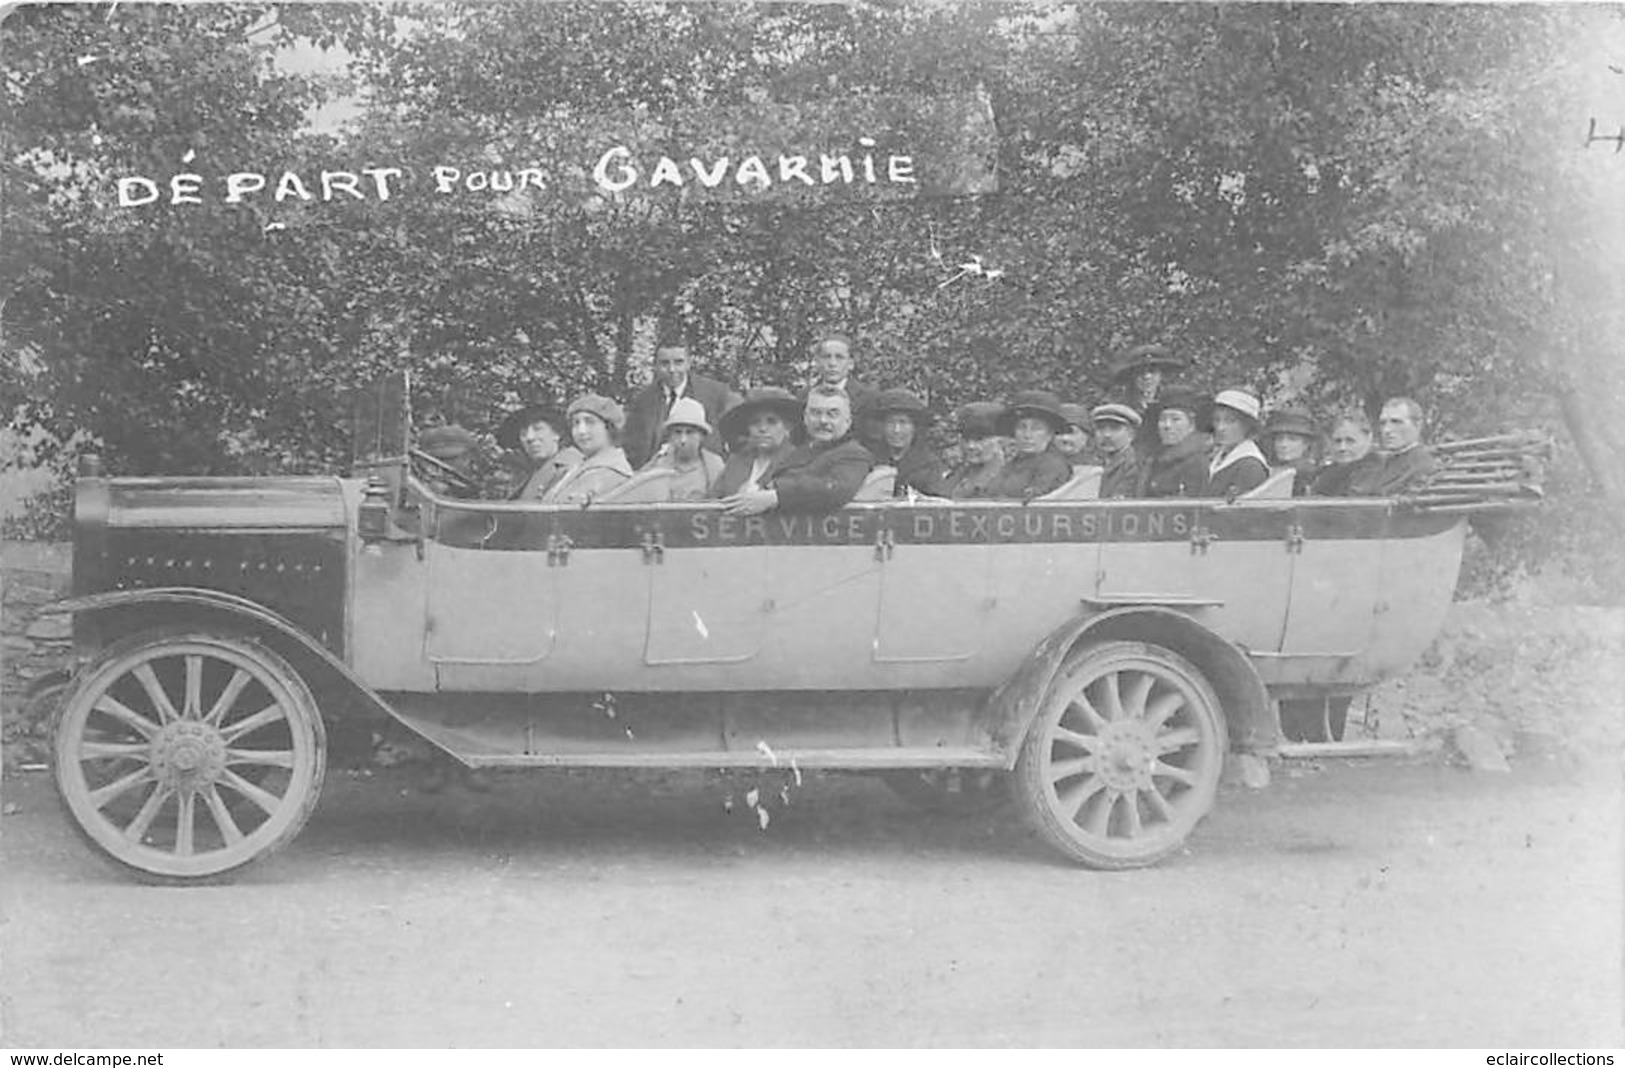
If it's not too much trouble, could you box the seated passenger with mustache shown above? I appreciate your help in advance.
[720,386,873,516]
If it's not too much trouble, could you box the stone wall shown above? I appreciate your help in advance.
[2,541,73,765]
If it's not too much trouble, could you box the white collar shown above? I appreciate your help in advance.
[1209,438,1266,475]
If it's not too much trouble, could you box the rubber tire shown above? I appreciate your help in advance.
[1015,640,1225,870]
[52,626,326,885]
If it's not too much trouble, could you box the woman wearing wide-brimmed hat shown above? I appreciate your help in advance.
[944,401,1008,500]
[1203,388,1269,498]
[1110,343,1189,456]
[497,402,581,500]
[869,387,947,498]
[984,390,1073,500]
[711,386,802,498]
[1137,387,1210,498]
[541,393,633,504]
[1262,406,1318,497]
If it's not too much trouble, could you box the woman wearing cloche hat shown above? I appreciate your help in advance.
[869,388,948,498]
[1204,388,1270,498]
[1262,406,1319,497]
[541,393,633,504]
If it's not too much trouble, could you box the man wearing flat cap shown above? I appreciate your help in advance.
[620,326,734,471]
[870,387,948,498]
[641,396,726,500]
[1091,403,1144,499]
[721,385,873,515]
[944,401,1008,499]
[1109,343,1189,457]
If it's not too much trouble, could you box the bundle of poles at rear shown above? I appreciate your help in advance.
[1407,431,1552,511]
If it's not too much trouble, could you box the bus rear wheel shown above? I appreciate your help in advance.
[1015,640,1224,869]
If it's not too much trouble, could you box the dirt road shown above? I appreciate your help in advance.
[1,755,1619,1047]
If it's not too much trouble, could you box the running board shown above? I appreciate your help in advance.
[1276,739,1436,760]
[459,748,1007,770]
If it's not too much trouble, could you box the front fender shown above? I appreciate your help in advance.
[39,587,438,751]
[981,605,1278,765]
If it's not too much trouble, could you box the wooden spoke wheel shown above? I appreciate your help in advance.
[882,768,1011,815]
[1015,640,1224,869]
[52,628,325,883]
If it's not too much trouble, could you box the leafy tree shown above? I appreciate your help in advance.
[6,0,1621,529]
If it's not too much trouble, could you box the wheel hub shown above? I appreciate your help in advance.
[1093,721,1155,791]
[151,720,226,789]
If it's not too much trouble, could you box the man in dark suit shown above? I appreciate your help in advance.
[721,386,873,515]
[621,328,734,469]
[1346,396,1440,495]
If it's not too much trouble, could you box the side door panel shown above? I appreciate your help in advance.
[1198,500,1296,655]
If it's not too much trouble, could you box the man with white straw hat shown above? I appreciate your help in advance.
[642,395,726,500]
[1204,387,1270,498]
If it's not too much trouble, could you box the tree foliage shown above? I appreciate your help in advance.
[4,0,1622,523]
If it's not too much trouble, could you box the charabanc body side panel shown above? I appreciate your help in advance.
[345,488,1460,699]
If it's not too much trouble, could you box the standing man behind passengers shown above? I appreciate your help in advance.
[804,331,880,450]
[621,325,734,470]
[1346,396,1440,495]
[721,386,873,515]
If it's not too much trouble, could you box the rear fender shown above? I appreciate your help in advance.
[41,587,447,757]
[981,606,1278,766]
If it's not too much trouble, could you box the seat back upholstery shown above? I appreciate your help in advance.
[853,466,897,501]
[1239,467,1296,500]
[595,466,677,504]
[1035,465,1103,501]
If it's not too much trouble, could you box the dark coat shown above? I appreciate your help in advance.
[1204,441,1270,499]
[769,435,875,512]
[1139,433,1210,498]
[877,440,948,498]
[945,455,1005,500]
[1310,455,1380,497]
[1279,457,1318,497]
[984,447,1072,500]
[1345,446,1440,496]
[622,373,734,470]
[711,443,796,498]
[1098,448,1143,499]
[1131,399,1164,459]
[509,446,583,500]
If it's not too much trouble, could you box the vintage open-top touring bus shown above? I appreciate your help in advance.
[42,373,1543,882]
